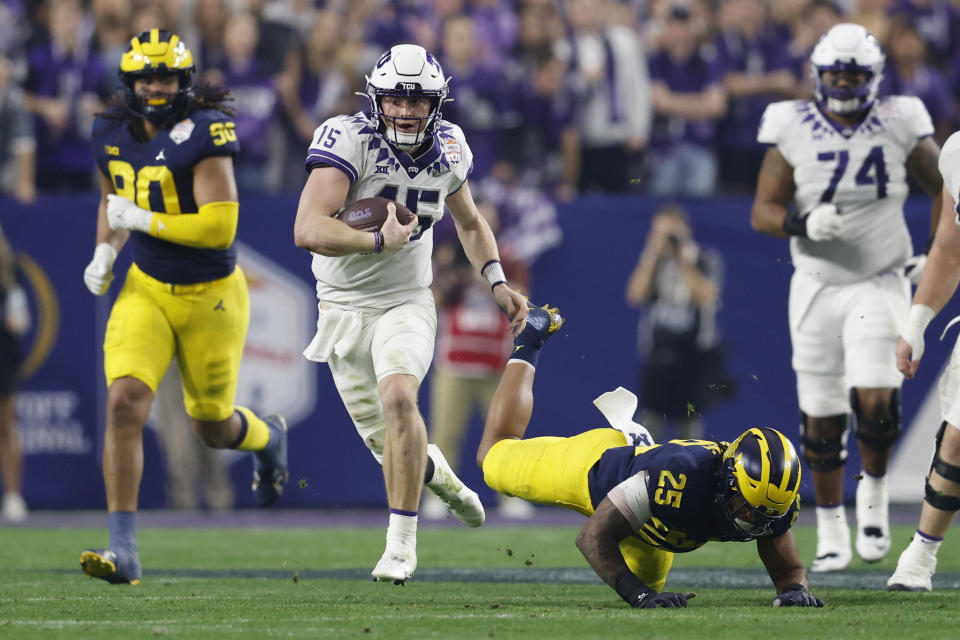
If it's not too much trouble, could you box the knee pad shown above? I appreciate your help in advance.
[850,388,901,451]
[924,422,960,512]
[799,412,848,472]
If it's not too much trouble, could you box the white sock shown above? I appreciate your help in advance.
[914,530,943,554]
[857,471,888,526]
[386,512,418,550]
[816,504,847,528]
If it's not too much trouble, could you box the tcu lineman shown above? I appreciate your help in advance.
[293,44,528,583]
[751,24,943,572]
[887,132,960,591]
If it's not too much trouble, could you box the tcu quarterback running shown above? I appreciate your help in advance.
[293,44,528,583]
[751,24,943,572]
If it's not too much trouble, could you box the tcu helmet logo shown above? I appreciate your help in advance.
[397,82,419,91]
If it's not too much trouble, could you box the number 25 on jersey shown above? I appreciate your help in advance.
[654,471,687,508]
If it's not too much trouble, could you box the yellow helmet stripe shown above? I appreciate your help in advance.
[120,29,194,74]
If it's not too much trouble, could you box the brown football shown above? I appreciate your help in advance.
[336,196,416,232]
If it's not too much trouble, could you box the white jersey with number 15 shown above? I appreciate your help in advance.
[304,112,474,309]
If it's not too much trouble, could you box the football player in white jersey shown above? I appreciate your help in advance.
[750,24,943,572]
[886,132,960,592]
[293,44,528,584]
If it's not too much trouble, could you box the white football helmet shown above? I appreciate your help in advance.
[810,23,885,116]
[364,44,450,150]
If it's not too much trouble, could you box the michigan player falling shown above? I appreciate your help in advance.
[294,44,528,583]
[751,24,944,572]
[477,302,823,608]
[79,30,288,584]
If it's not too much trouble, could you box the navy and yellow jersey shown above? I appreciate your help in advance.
[590,440,798,553]
[93,108,240,284]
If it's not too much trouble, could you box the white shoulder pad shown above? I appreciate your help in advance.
[895,95,935,140]
[433,120,474,186]
[757,101,800,146]
[939,131,960,205]
[606,471,652,532]
[306,114,367,183]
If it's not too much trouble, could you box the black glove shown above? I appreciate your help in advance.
[615,571,696,609]
[772,584,823,608]
[635,590,696,609]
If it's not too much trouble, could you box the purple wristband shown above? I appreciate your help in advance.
[374,231,384,254]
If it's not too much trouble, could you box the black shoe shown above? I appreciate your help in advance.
[252,414,289,507]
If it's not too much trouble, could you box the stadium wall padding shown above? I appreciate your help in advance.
[3,194,951,510]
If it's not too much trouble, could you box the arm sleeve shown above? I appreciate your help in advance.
[605,470,652,531]
[149,201,239,250]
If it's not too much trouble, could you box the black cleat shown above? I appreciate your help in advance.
[514,302,564,352]
[252,414,289,507]
[80,548,142,585]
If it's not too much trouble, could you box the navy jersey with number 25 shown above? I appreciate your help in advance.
[590,439,799,553]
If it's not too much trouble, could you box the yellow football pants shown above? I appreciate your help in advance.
[104,263,249,421]
[483,429,673,591]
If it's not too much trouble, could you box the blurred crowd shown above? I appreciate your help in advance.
[3,0,960,203]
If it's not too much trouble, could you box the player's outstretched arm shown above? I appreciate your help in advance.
[446,182,528,335]
[294,167,380,256]
[578,498,694,609]
[757,531,823,607]
[750,147,797,239]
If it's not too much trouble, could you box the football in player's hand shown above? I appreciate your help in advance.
[336,197,415,232]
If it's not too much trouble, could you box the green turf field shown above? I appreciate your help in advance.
[1,521,959,638]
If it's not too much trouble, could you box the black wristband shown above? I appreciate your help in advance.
[614,571,653,608]
[782,210,808,237]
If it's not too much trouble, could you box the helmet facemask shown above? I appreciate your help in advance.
[717,461,783,538]
[371,92,444,150]
[124,69,193,123]
[814,63,878,116]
